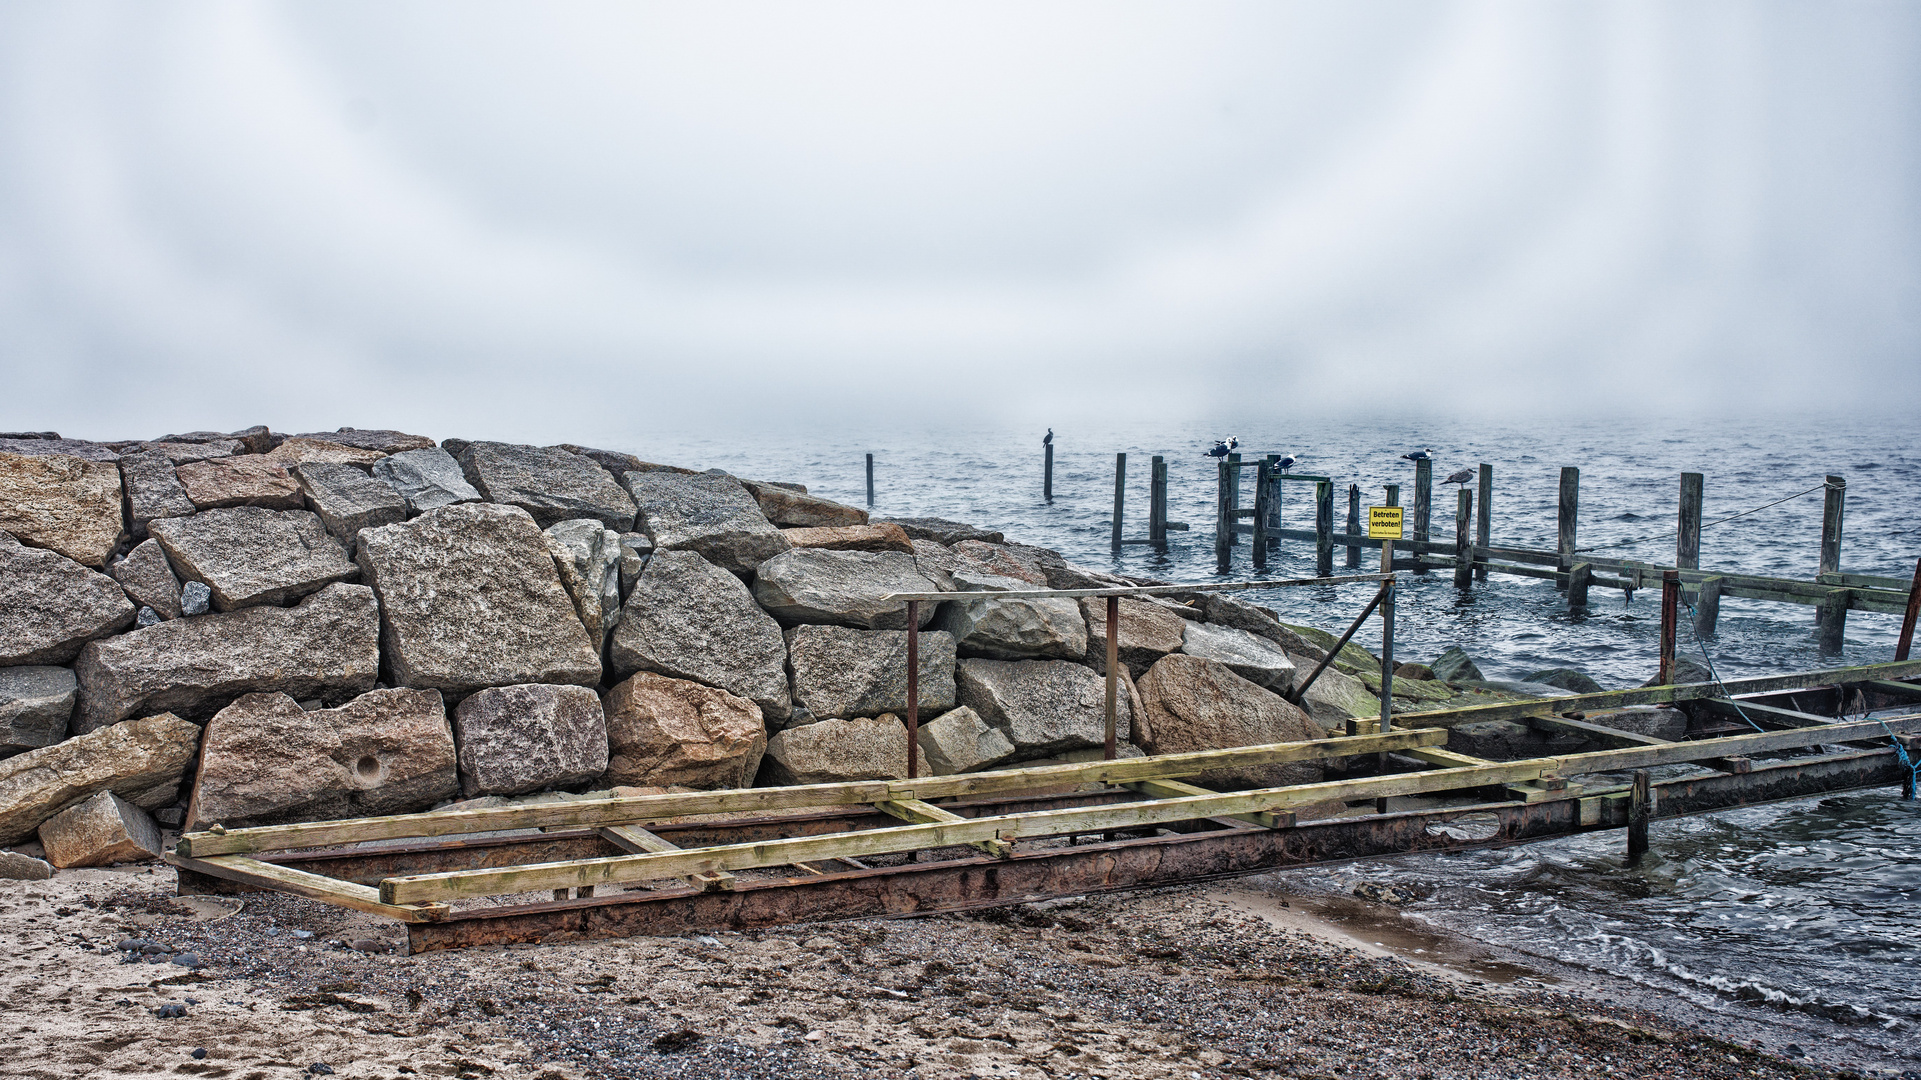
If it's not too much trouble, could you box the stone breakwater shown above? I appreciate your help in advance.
[0,424,1407,872]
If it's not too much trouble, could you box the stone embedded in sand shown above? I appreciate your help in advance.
[0,850,53,880]
[760,714,907,785]
[452,683,608,798]
[608,549,791,722]
[0,712,200,844]
[37,790,163,867]
[750,549,941,630]
[0,451,126,567]
[0,666,77,756]
[292,428,437,454]
[544,519,624,653]
[1080,597,1187,678]
[1135,654,1324,790]
[778,523,913,553]
[371,447,481,513]
[150,507,358,611]
[294,462,408,549]
[956,658,1134,757]
[262,437,388,468]
[785,625,956,720]
[186,688,457,829]
[457,441,637,530]
[740,480,868,528]
[117,451,197,537]
[602,672,766,790]
[623,471,788,577]
[72,582,381,732]
[354,503,601,696]
[175,456,304,511]
[0,533,136,666]
[1179,621,1297,692]
[916,705,1016,775]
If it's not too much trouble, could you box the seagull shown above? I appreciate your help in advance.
[1402,448,1431,461]
[1043,428,1053,447]
[1204,436,1240,458]
[1277,454,1298,472]
[1443,467,1475,485]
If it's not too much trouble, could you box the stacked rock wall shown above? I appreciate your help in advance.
[0,425,1386,861]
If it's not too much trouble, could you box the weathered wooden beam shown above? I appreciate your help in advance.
[1316,479,1334,577]
[1453,488,1473,588]
[1123,779,1293,829]
[1694,576,1723,637]
[1411,458,1431,574]
[1557,466,1579,588]
[1567,562,1592,609]
[1475,464,1492,582]
[179,728,1443,857]
[1528,714,1667,747]
[1677,472,1703,571]
[1111,452,1126,554]
[1855,680,1921,705]
[163,853,450,923]
[1402,747,1496,769]
[875,798,1012,858]
[600,824,740,890]
[1149,456,1167,549]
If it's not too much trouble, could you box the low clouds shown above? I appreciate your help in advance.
[1,2,1915,441]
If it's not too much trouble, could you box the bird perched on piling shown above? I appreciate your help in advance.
[1443,467,1475,485]
[1205,436,1240,458]
[1043,428,1053,447]
[1402,448,1431,461]
[1278,454,1298,472]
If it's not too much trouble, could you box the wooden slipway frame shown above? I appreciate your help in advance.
[167,660,1921,954]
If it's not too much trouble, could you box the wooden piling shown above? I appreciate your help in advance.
[1659,569,1680,684]
[1315,479,1334,577]
[1215,461,1233,574]
[1252,461,1271,570]
[906,600,920,779]
[1226,453,1241,546]
[1819,475,1846,579]
[1111,453,1127,554]
[1411,459,1432,575]
[1818,589,1849,655]
[1453,488,1473,588]
[865,453,875,508]
[1474,464,1492,582]
[1677,472,1703,571]
[1695,576,1723,638]
[1557,467,1579,589]
[1346,484,1361,568]
[1044,442,1054,503]
[1265,455,1283,543]
[1567,562,1592,609]
[1149,456,1168,550]
[1627,768,1651,861]
[1897,558,1921,661]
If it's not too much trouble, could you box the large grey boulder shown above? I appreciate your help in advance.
[135,438,242,464]
[453,683,608,798]
[175,457,304,511]
[37,791,162,867]
[1295,665,1381,733]
[624,471,788,577]
[73,582,381,732]
[186,689,457,829]
[751,549,942,630]
[0,452,125,567]
[372,447,480,513]
[107,538,184,620]
[293,427,436,454]
[916,705,1017,775]
[880,518,1004,545]
[608,550,791,722]
[779,523,914,554]
[1430,646,1485,684]
[544,519,624,653]
[1523,667,1606,695]
[150,508,357,611]
[0,712,200,843]
[950,539,1050,585]
[1180,621,1297,692]
[457,441,637,530]
[760,714,907,785]
[936,578,1086,661]
[295,462,407,549]
[355,503,601,696]
[0,666,76,756]
[1135,654,1324,790]
[602,672,766,790]
[1081,597,1186,677]
[785,625,956,720]
[0,533,137,665]
[0,437,119,461]
[118,451,196,537]
[956,658,1134,756]
[740,480,867,528]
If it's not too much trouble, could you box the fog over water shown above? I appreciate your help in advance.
[2,2,1918,438]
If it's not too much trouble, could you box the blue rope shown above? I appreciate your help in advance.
[1682,600,1766,733]
[1879,720,1919,801]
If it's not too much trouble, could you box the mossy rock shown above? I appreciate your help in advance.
[1278,622,1381,677]
[1358,671,1454,702]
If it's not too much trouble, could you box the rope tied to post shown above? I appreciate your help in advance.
[1577,482,1829,554]
[1877,720,1919,801]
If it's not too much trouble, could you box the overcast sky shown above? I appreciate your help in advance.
[1,2,1916,442]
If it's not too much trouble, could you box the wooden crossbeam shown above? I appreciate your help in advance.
[178,729,1444,857]
[1528,715,1668,747]
[162,853,450,923]
[875,799,1012,858]
[1695,698,1833,730]
[375,715,1921,904]
[1857,680,1921,705]
[598,825,737,891]
[1122,778,1293,829]
[1402,747,1496,768]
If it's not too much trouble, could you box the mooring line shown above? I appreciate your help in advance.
[1877,720,1919,801]
[1683,599,1766,734]
[1577,482,1828,554]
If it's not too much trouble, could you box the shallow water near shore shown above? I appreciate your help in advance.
[607,413,1921,1069]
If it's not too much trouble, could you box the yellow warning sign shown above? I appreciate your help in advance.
[1367,506,1404,540]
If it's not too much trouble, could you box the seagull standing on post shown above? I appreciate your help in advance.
[1402,448,1431,462]
[1205,436,1240,458]
[1278,454,1298,472]
[1443,467,1474,485]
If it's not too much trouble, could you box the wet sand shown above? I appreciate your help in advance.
[2,860,1890,1080]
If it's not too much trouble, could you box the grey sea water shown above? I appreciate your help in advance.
[612,415,1920,1059]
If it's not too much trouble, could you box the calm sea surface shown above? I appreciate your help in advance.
[616,416,1920,1058]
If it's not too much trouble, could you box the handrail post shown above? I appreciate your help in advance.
[906,599,920,779]
[1379,577,1395,735]
[1658,570,1680,684]
[1104,596,1120,760]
